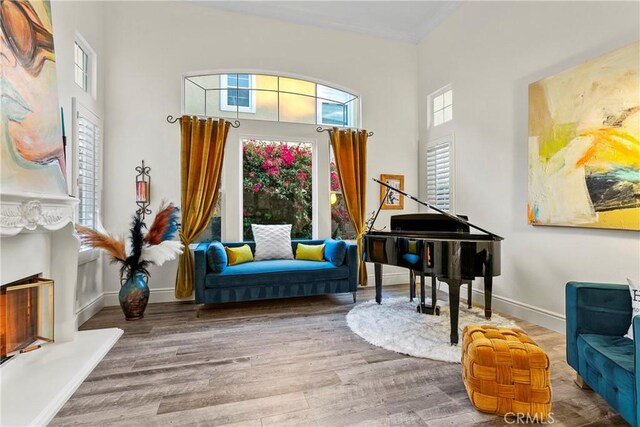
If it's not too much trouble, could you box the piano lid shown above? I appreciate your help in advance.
[372,178,503,240]
[391,213,469,233]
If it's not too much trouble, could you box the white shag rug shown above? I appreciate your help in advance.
[346,297,517,363]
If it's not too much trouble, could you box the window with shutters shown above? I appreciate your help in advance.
[73,99,102,254]
[425,137,453,212]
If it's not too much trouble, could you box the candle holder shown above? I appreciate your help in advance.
[135,160,151,220]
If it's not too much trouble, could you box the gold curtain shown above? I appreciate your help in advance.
[175,116,230,298]
[329,127,368,286]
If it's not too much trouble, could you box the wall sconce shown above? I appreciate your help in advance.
[135,160,151,220]
[330,192,338,205]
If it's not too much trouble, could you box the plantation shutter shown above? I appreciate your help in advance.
[77,111,101,229]
[426,141,451,212]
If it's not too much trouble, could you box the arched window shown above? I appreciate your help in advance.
[184,73,360,127]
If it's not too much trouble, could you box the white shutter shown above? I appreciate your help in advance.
[76,108,101,230]
[426,141,451,212]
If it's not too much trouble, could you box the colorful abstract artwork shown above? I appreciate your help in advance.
[0,0,67,195]
[528,42,640,231]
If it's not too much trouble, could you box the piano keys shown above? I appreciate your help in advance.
[364,179,503,345]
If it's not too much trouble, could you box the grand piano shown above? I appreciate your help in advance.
[364,179,503,345]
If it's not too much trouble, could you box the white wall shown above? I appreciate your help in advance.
[100,1,419,301]
[418,1,640,332]
[51,1,106,324]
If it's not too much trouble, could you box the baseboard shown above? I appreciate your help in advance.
[366,272,408,286]
[445,286,565,334]
[75,293,105,327]
[470,289,566,334]
[103,287,194,306]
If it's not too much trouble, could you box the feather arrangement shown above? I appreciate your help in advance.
[76,202,183,285]
[145,202,180,245]
[76,224,126,263]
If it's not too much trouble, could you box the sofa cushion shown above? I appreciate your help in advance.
[225,244,254,266]
[577,333,634,423]
[296,243,325,261]
[207,241,227,272]
[625,278,640,339]
[324,239,347,266]
[205,260,349,288]
[252,224,294,260]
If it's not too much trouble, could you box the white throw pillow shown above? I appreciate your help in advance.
[252,224,293,261]
[625,278,640,340]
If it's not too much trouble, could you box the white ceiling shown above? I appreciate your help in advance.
[191,1,463,44]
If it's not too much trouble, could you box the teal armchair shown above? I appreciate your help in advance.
[565,281,637,426]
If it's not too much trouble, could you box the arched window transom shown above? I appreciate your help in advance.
[184,73,359,127]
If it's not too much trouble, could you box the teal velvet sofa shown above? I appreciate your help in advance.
[566,281,638,426]
[194,239,358,306]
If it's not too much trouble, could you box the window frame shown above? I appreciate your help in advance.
[74,42,88,92]
[220,73,257,113]
[425,134,455,213]
[182,70,360,128]
[72,98,103,264]
[74,33,97,100]
[429,85,453,128]
[319,102,348,126]
[239,135,318,240]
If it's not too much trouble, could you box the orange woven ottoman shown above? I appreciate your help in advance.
[461,325,552,420]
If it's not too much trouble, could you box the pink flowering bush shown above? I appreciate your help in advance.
[243,141,313,239]
[329,161,355,239]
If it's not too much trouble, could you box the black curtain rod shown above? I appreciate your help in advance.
[166,115,241,128]
[316,126,374,138]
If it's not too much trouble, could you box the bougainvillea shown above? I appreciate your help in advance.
[329,161,352,238]
[243,140,313,239]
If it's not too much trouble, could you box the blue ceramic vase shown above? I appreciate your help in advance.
[119,273,150,320]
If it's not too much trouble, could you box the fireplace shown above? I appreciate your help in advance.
[1,274,54,365]
[0,193,122,426]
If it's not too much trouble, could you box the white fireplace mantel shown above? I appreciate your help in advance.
[0,192,77,237]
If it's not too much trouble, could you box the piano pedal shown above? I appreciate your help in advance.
[417,304,440,316]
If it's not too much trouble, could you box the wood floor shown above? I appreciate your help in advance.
[51,284,627,426]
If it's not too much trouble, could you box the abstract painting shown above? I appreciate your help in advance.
[528,42,640,231]
[0,0,67,195]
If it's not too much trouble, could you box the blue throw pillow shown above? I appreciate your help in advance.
[324,239,347,266]
[207,241,227,272]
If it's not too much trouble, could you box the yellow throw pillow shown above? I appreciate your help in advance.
[295,243,325,261]
[225,244,254,266]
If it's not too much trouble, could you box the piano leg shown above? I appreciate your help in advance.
[448,280,461,345]
[419,273,426,311]
[466,280,472,309]
[484,275,493,319]
[416,275,439,315]
[431,277,437,312]
[375,263,383,304]
[409,270,416,302]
